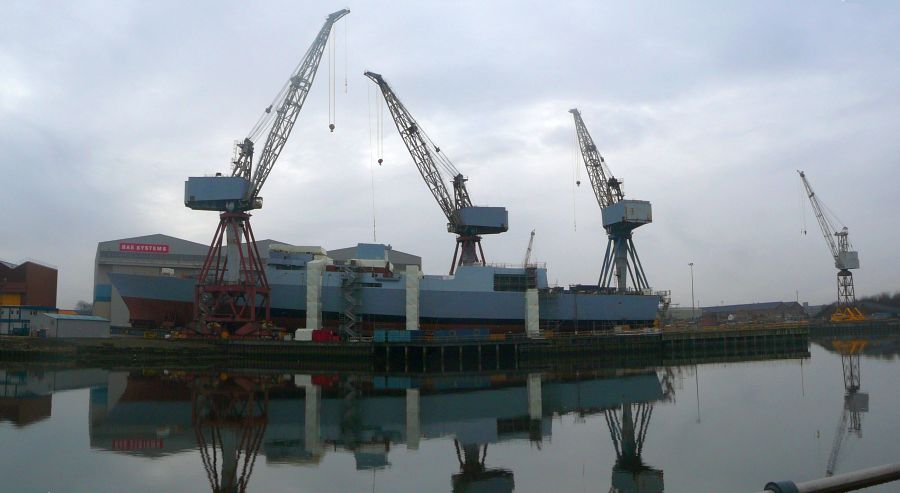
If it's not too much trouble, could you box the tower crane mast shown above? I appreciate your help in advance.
[366,71,508,274]
[184,9,349,337]
[797,170,864,322]
[570,108,651,294]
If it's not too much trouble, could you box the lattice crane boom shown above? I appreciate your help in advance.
[569,108,623,208]
[366,71,508,274]
[798,170,842,262]
[523,230,536,267]
[233,9,350,207]
[364,71,463,228]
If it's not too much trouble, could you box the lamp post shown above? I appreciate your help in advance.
[688,262,696,326]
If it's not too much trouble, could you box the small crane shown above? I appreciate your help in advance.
[523,230,536,267]
[184,9,349,337]
[797,170,865,322]
[570,109,651,293]
[366,71,508,274]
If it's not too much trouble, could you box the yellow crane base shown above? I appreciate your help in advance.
[830,306,866,323]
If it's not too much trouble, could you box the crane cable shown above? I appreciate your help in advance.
[378,90,384,163]
[572,125,579,231]
[368,84,378,241]
[328,27,336,131]
[344,15,349,95]
[798,176,807,235]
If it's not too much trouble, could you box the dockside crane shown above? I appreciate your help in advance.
[184,9,349,337]
[797,171,865,322]
[826,339,869,476]
[365,72,509,274]
[570,109,652,293]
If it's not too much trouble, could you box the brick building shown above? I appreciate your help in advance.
[0,260,57,308]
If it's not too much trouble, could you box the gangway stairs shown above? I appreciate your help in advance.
[338,266,361,339]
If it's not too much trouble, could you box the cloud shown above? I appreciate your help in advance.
[1,1,898,308]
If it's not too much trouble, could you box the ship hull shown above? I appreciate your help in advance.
[110,271,658,332]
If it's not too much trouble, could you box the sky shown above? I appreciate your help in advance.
[2,0,899,309]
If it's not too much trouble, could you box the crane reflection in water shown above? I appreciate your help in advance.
[81,367,678,492]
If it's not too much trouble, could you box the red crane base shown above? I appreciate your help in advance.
[193,212,273,338]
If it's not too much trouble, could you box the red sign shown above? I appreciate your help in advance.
[112,438,164,450]
[119,242,170,254]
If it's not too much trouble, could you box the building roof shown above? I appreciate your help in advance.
[0,259,57,271]
[43,313,108,322]
[328,244,421,266]
[702,301,802,314]
[97,234,293,258]
[97,233,210,256]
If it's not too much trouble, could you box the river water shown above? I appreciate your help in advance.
[0,335,898,493]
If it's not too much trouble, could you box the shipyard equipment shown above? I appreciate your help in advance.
[365,71,509,274]
[797,170,865,322]
[603,369,673,493]
[523,230,536,267]
[192,374,271,493]
[826,339,869,476]
[570,109,651,294]
[184,9,349,336]
[452,440,515,493]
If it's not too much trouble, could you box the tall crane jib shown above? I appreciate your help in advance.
[181,9,349,337]
[365,71,509,274]
[569,108,652,295]
[797,170,865,322]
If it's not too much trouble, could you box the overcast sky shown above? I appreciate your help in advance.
[2,0,899,309]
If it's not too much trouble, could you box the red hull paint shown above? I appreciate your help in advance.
[121,297,194,328]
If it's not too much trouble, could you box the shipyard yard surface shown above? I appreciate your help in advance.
[0,334,897,492]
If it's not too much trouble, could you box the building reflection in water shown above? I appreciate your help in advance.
[0,366,681,492]
[9,337,895,491]
[2,364,707,491]
[0,368,107,427]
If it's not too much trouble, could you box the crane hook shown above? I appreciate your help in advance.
[329,123,335,132]
[576,180,581,187]
[377,158,383,166]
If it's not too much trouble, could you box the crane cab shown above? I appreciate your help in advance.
[836,251,859,270]
[184,176,257,211]
[602,199,652,228]
[454,206,509,235]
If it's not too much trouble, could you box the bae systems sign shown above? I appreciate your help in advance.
[119,242,170,254]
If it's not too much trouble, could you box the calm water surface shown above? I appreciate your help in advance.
[1,336,899,493]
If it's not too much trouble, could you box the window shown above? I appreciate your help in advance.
[493,274,536,292]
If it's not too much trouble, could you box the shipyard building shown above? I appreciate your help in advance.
[0,260,57,307]
[0,260,58,335]
[93,234,420,327]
